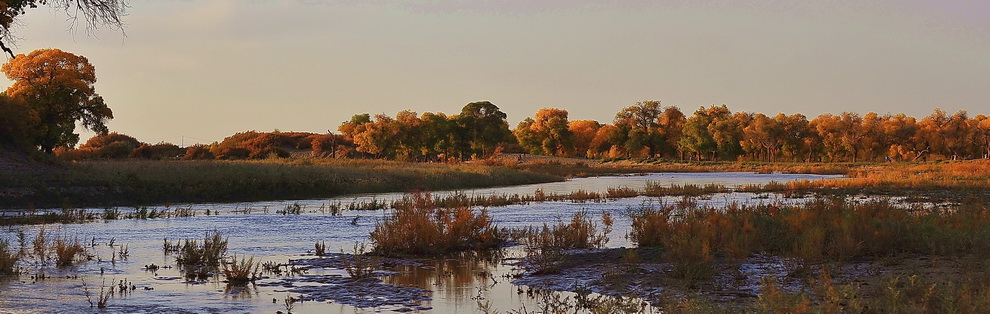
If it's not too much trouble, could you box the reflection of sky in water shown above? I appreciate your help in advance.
[0,172,838,313]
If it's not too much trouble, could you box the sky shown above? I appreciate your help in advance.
[1,0,988,146]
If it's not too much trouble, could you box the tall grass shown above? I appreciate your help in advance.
[370,192,503,256]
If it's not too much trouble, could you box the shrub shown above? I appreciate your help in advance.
[130,142,183,159]
[521,211,613,250]
[370,192,503,256]
[182,144,214,160]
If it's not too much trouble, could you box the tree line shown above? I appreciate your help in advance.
[342,101,990,163]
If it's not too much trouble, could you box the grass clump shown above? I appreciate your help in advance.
[169,230,229,280]
[0,239,19,275]
[314,241,326,256]
[342,242,378,279]
[370,192,503,256]
[222,255,259,285]
[53,236,87,267]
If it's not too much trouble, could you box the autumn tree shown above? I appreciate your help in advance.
[679,107,717,160]
[0,93,34,148]
[742,113,781,162]
[613,101,684,159]
[880,113,920,161]
[568,120,601,158]
[353,114,399,158]
[975,115,990,159]
[2,49,112,153]
[514,108,573,156]
[456,101,512,158]
[775,113,813,162]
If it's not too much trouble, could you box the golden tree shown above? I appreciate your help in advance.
[2,48,112,153]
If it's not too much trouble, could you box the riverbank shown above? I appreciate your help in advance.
[0,159,563,209]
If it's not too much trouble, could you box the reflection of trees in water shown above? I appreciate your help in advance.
[384,250,503,300]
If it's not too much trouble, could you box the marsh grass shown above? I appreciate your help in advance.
[370,192,503,256]
[342,243,378,279]
[0,158,562,209]
[518,211,614,275]
[84,278,113,309]
[739,160,990,198]
[222,255,260,285]
[630,197,990,268]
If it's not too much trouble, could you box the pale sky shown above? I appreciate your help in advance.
[1,0,988,146]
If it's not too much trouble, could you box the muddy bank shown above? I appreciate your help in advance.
[512,248,990,310]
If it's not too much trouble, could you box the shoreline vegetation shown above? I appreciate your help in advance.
[2,157,988,210]
[0,158,562,209]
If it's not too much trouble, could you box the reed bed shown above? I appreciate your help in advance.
[739,160,990,197]
[630,198,990,265]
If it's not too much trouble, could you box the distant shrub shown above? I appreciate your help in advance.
[57,132,144,160]
[183,145,214,160]
[80,132,141,151]
[311,134,337,157]
[54,147,97,161]
[131,142,183,159]
[212,146,251,160]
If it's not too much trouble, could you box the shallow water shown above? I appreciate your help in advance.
[0,172,839,313]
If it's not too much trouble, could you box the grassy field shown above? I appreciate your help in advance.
[0,158,563,209]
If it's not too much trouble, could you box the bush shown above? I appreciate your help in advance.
[183,144,214,160]
[370,192,502,256]
[131,142,183,159]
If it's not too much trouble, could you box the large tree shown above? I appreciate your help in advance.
[2,48,112,153]
[0,0,125,58]
[456,101,512,158]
